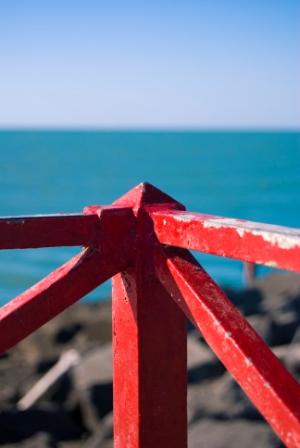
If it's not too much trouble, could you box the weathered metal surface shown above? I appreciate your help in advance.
[0,182,299,447]
[0,207,135,353]
[149,209,300,272]
[154,245,300,447]
[113,181,185,211]
[112,184,187,448]
[0,214,99,249]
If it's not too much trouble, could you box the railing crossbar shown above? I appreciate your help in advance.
[149,209,300,272]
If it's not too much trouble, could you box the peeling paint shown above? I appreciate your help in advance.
[266,261,279,268]
[251,230,300,250]
[6,219,25,225]
[203,217,300,250]
[172,213,194,223]
[255,260,279,268]
[245,357,252,367]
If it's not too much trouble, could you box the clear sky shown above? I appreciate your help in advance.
[0,1,299,128]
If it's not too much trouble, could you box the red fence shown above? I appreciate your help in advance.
[0,182,300,447]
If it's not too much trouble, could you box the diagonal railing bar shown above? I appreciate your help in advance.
[0,214,100,249]
[154,244,300,447]
[149,209,300,272]
[0,207,136,353]
[0,248,110,353]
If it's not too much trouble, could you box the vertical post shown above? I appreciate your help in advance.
[112,184,187,448]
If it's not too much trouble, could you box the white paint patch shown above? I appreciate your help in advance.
[224,331,232,339]
[255,260,279,268]
[266,260,279,268]
[203,218,243,232]
[203,217,300,250]
[236,228,245,238]
[172,213,194,223]
[5,218,26,225]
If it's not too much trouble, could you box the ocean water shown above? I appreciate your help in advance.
[0,130,299,305]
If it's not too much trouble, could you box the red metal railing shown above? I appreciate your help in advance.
[0,182,300,447]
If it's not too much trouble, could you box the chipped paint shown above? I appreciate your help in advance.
[251,230,300,250]
[6,219,25,225]
[266,261,279,268]
[172,213,194,223]
[151,209,300,272]
[255,260,279,268]
[245,358,252,367]
[203,217,300,249]
[213,319,221,327]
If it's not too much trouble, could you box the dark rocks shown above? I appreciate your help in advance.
[273,343,300,378]
[247,314,273,344]
[225,287,263,315]
[293,327,300,343]
[0,406,82,444]
[188,373,261,424]
[187,336,225,383]
[72,345,113,431]
[0,300,112,447]
[270,310,299,345]
[2,432,56,448]
[54,323,83,345]
[84,412,113,448]
[256,272,300,312]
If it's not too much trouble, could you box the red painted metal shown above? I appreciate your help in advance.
[0,207,135,352]
[149,209,300,272]
[0,214,99,249]
[112,184,187,448]
[154,245,300,447]
[0,182,299,447]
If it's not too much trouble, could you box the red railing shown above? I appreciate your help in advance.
[0,182,300,447]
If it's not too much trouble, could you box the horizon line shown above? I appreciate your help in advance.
[0,125,299,132]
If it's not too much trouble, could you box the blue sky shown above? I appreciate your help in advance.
[0,1,299,128]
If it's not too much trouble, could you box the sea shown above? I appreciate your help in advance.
[0,130,299,305]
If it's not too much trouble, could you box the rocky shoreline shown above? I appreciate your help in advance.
[1,272,300,447]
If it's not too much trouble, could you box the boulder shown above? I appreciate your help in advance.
[188,419,281,448]
[247,314,273,345]
[187,336,224,383]
[0,405,83,444]
[71,344,113,431]
[270,311,299,345]
[188,373,260,423]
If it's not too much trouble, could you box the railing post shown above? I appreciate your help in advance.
[112,184,187,448]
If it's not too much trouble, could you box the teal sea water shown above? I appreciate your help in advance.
[0,130,299,304]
